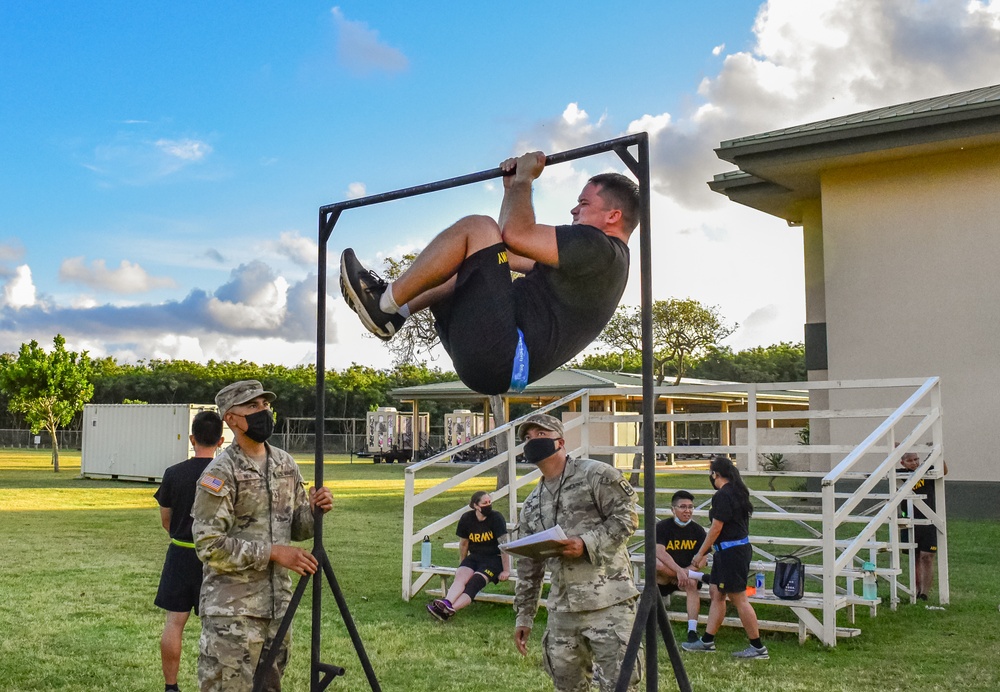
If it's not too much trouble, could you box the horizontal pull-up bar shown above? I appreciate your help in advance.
[319,133,645,218]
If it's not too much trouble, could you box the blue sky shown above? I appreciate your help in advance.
[2,1,999,369]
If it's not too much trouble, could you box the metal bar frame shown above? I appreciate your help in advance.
[275,132,690,691]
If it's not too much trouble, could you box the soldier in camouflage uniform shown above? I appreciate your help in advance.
[192,380,333,692]
[512,414,641,692]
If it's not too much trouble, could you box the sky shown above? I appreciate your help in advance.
[2,1,999,371]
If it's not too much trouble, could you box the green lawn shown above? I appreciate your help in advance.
[1,450,997,691]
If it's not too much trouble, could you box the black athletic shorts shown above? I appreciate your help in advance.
[154,543,204,614]
[710,543,751,594]
[460,553,504,584]
[902,525,938,553]
[430,243,517,395]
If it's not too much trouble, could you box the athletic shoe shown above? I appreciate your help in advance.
[917,593,929,601]
[426,601,450,622]
[433,598,456,617]
[339,248,406,341]
[686,630,700,643]
[681,638,716,653]
[732,645,769,660]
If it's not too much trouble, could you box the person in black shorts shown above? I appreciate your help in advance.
[655,490,709,643]
[153,410,224,692]
[683,457,769,660]
[898,448,949,601]
[340,151,638,395]
[427,491,510,621]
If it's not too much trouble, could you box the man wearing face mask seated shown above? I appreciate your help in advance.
[192,380,333,692]
[512,414,641,692]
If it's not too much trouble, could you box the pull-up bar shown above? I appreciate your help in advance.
[301,132,691,692]
[318,133,643,240]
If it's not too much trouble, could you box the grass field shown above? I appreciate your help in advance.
[1,449,998,691]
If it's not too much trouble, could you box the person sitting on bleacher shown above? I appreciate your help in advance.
[655,490,709,643]
[427,491,510,621]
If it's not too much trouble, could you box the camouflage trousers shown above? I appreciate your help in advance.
[199,615,292,692]
[542,598,642,692]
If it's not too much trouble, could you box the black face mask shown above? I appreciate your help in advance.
[708,473,717,490]
[242,409,274,443]
[523,437,559,464]
[478,505,493,517]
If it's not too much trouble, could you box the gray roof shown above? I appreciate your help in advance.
[390,368,807,404]
[390,368,731,400]
[719,82,1000,152]
[710,83,1000,221]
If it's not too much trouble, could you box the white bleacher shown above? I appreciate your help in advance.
[402,377,949,646]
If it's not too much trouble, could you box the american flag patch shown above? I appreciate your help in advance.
[200,474,225,492]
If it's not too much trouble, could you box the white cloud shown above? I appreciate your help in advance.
[629,0,1000,210]
[275,230,318,268]
[4,265,36,309]
[0,261,339,365]
[712,43,725,56]
[87,132,214,184]
[59,257,177,294]
[0,242,25,263]
[155,138,212,161]
[331,6,408,76]
[347,182,367,199]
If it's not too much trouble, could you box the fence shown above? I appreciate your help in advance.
[0,429,82,449]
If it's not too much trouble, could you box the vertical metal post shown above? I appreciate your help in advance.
[636,133,661,692]
[312,211,329,692]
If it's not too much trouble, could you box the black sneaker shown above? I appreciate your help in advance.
[426,601,450,622]
[917,593,928,601]
[340,249,406,341]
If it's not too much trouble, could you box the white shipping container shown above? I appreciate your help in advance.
[81,404,232,482]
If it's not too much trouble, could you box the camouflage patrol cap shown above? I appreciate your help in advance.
[215,380,276,417]
[516,413,564,441]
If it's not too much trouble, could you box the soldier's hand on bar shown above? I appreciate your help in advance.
[500,152,545,187]
[271,545,319,575]
[309,486,333,513]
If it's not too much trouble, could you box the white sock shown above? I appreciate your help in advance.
[688,570,704,581]
[688,619,698,631]
[380,283,401,314]
[397,303,411,318]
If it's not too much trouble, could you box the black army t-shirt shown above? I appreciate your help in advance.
[154,457,214,542]
[655,519,708,568]
[708,482,750,543]
[456,509,508,556]
[898,464,938,519]
[514,224,629,382]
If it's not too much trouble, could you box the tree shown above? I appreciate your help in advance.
[599,298,737,385]
[0,335,94,472]
[381,253,442,366]
[691,342,806,383]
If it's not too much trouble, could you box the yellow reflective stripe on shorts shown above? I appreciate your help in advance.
[171,538,196,549]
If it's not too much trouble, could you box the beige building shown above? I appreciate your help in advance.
[710,83,1000,515]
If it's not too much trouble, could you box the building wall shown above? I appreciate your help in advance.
[819,144,1000,483]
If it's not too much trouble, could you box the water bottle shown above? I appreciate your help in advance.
[420,536,432,569]
[755,561,766,594]
[862,561,877,600]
